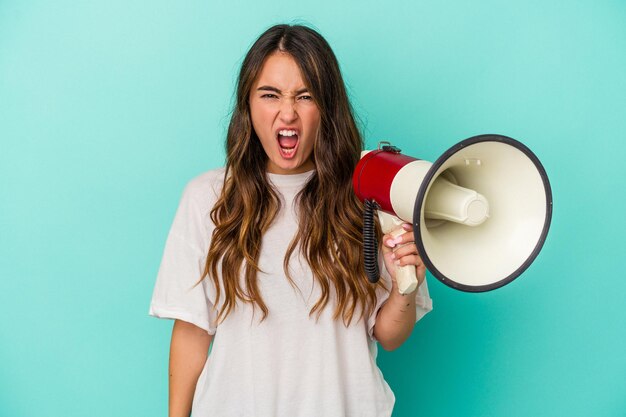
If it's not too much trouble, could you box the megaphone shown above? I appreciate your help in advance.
[353,134,552,293]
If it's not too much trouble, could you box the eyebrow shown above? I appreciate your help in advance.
[257,86,309,95]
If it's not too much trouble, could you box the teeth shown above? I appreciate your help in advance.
[278,129,297,136]
[281,147,296,155]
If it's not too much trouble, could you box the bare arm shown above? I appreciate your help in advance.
[169,319,213,417]
[373,223,426,351]
[373,287,418,351]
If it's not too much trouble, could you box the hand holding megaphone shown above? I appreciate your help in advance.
[353,134,552,293]
[379,213,423,295]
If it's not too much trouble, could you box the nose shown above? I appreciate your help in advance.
[279,98,298,123]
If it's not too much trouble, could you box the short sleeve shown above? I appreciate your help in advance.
[367,251,434,342]
[148,175,221,335]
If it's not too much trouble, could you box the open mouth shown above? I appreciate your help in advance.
[277,129,299,158]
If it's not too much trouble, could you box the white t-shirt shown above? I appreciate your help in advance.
[149,168,433,417]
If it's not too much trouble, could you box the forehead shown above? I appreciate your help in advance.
[253,52,307,91]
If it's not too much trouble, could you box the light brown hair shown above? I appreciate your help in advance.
[202,24,384,325]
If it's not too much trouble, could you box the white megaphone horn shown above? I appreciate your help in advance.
[352,134,553,294]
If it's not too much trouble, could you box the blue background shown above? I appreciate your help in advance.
[1,1,625,416]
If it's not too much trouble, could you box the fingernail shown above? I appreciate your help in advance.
[390,253,396,259]
[386,239,396,248]
[402,223,412,231]
[394,260,401,266]
[393,236,403,244]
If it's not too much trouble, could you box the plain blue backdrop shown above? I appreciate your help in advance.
[1,1,625,416]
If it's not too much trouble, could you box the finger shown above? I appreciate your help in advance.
[394,254,423,268]
[395,255,426,287]
[382,234,395,248]
[387,230,414,247]
[381,234,397,254]
[382,233,407,248]
[391,243,420,259]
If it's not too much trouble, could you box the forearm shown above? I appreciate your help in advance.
[373,288,417,351]
[169,320,212,417]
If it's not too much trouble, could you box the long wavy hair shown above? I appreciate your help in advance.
[201,24,384,326]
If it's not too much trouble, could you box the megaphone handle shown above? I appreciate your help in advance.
[377,211,419,295]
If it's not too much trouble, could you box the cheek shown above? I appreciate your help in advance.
[302,107,321,133]
[303,113,320,154]
[250,105,274,137]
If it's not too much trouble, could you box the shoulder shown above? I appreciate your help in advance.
[168,168,226,249]
[181,167,226,207]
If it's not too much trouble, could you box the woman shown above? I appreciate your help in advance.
[149,24,433,417]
